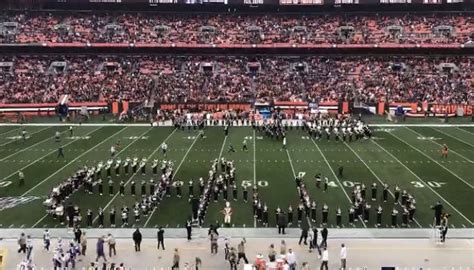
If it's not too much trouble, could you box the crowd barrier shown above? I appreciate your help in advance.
[0,102,471,117]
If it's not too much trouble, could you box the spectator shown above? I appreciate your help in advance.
[209,230,218,254]
[286,248,297,270]
[80,232,87,256]
[171,248,180,270]
[321,247,329,270]
[229,247,237,270]
[95,237,107,263]
[18,233,27,254]
[340,243,347,270]
[157,226,165,250]
[280,240,286,255]
[133,228,142,252]
[237,239,249,264]
[107,233,116,257]
[321,226,328,248]
[268,244,276,262]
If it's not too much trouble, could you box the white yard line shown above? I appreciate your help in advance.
[0,130,69,162]
[0,126,50,147]
[370,138,474,226]
[434,128,474,148]
[343,142,422,228]
[285,147,315,228]
[253,130,256,187]
[0,127,101,183]
[392,130,474,189]
[94,128,179,222]
[31,214,49,228]
[218,135,228,160]
[253,130,257,228]
[310,138,367,228]
[0,127,20,136]
[455,126,474,134]
[144,132,200,227]
[406,127,473,163]
[23,127,133,197]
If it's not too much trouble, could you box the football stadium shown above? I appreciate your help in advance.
[0,0,473,269]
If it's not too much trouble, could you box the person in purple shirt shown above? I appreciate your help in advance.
[95,237,107,263]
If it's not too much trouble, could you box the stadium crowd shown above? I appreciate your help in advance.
[0,12,472,45]
[0,55,472,104]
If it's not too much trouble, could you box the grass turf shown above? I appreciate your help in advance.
[0,125,472,229]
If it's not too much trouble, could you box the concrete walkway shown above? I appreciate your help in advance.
[1,232,473,269]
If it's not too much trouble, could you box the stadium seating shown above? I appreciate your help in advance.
[0,55,472,104]
[0,12,472,45]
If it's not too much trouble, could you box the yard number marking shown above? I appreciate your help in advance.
[126,136,149,140]
[67,136,91,140]
[410,181,446,188]
[417,136,441,141]
[241,180,269,188]
[374,128,394,132]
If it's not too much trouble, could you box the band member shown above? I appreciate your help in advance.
[199,178,205,195]
[108,178,114,196]
[121,207,129,227]
[140,158,147,175]
[222,186,228,201]
[176,182,182,198]
[315,173,321,189]
[394,186,401,204]
[141,181,146,197]
[371,183,377,201]
[336,207,342,228]
[232,183,237,201]
[322,203,329,225]
[376,205,383,227]
[382,184,389,202]
[441,144,448,158]
[262,204,269,227]
[402,207,409,227]
[110,208,116,227]
[363,203,370,223]
[98,207,104,228]
[115,160,121,176]
[134,207,140,223]
[297,203,304,224]
[124,158,130,175]
[130,180,136,196]
[310,201,317,223]
[189,180,194,198]
[323,177,328,192]
[391,208,398,228]
[243,186,248,202]
[149,179,155,195]
[86,209,93,227]
[119,181,125,196]
[348,206,355,225]
[152,159,158,175]
[98,179,103,196]
[360,184,366,200]
[287,205,293,226]
[222,201,233,226]
[132,158,138,174]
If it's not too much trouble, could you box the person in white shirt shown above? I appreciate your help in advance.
[320,247,329,270]
[286,248,297,270]
[340,243,347,270]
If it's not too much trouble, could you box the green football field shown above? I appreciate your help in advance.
[0,124,473,229]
